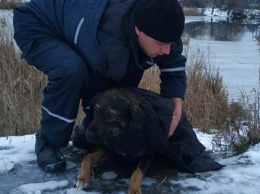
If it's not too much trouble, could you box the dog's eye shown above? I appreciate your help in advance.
[105,109,118,121]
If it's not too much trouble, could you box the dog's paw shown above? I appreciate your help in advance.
[75,175,90,190]
[128,185,142,194]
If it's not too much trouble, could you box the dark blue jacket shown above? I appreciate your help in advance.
[13,0,187,102]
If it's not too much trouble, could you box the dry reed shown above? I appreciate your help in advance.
[0,0,22,9]
[0,16,46,136]
[183,44,229,132]
[0,43,47,136]
[138,65,161,94]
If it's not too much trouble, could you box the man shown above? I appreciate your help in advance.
[13,0,186,172]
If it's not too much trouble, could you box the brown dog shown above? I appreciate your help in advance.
[76,88,154,194]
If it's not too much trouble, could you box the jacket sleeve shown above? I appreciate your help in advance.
[154,38,187,99]
[13,5,88,77]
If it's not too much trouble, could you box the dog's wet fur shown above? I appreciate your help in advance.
[76,88,154,194]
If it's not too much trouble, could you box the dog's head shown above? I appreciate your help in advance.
[85,88,145,144]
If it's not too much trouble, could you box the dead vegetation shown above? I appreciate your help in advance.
[0,0,22,9]
[183,7,205,16]
[0,44,46,136]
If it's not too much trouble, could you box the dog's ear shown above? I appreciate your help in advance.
[129,104,145,129]
[87,92,104,121]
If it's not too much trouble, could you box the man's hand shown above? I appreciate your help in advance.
[168,98,182,137]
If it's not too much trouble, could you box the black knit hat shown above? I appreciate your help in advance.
[134,0,185,43]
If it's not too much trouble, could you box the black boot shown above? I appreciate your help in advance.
[72,123,96,151]
[35,130,66,172]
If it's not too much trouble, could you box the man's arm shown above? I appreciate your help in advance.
[168,97,182,137]
[154,38,186,136]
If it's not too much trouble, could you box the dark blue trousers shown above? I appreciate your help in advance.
[37,43,89,148]
[13,7,90,148]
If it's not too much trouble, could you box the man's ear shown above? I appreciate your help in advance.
[129,104,145,129]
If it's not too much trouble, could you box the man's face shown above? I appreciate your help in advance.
[135,26,172,58]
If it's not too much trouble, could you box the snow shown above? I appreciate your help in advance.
[66,189,100,194]
[119,177,157,187]
[1,6,260,194]
[1,131,260,194]
[18,180,69,193]
[0,158,14,174]
[184,7,229,23]
[101,171,118,180]
[203,8,229,17]
[170,144,260,194]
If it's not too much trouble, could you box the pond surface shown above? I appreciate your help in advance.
[184,16,260,101]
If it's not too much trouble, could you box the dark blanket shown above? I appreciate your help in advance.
[128,88,224,172]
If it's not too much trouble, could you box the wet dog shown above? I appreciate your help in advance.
[76,88,155,194]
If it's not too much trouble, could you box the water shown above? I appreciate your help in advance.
[184,16,260,101]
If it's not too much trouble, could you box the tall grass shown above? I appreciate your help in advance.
[0,17,46,136]
[220,72,260,155]
[138,65,161,94]
[183,42,229,132]
[0,44,46,136]
[183,7,205,16]
[0,0,22,9]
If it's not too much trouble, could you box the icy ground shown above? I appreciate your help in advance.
[1,130,260,194]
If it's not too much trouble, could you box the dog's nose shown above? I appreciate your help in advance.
[85,129,100,144]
